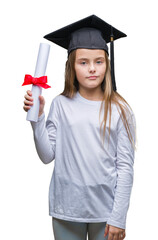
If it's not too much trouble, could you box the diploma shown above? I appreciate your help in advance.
[26,43,50,122]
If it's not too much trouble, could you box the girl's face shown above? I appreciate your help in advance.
[74,49,106,92]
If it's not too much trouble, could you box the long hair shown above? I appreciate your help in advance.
[60,50,137,151]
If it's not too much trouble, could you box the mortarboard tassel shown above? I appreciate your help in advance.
[110,27,117,92]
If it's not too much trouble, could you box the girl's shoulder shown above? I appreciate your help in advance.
[112,99,135,116]
[111,100,136,129]
[51,93,70,105]
[49,94,73,112]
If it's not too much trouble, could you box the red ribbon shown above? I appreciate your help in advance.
[22,74,51,89]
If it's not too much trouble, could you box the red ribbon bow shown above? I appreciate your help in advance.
[22,74,51,89]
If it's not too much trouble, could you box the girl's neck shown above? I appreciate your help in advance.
[78,88,104,101]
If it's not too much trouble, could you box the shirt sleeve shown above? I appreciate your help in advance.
[30,99,59,164]
[107,110,136,229]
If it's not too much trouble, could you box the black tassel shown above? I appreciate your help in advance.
[110,27,117,92]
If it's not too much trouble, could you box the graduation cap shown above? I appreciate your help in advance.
[44,14,127,92]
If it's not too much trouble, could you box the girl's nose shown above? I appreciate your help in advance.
[89,63,96,73]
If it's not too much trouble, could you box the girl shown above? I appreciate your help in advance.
[23,15,136,240]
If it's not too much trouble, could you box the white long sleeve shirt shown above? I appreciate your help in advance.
[31,91,136,229]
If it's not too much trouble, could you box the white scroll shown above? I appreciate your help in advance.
[26,43,50,122]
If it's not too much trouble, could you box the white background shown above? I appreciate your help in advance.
[0,0,157,239]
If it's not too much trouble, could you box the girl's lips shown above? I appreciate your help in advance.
[87,76,98,80]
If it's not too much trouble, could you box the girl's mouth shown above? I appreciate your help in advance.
[87,76,98,80]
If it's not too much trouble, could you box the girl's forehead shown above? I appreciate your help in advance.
[75,49,106,58]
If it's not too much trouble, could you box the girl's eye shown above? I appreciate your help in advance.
[96,61,102,64]
[81,61,87,65]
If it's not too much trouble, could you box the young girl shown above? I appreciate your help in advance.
[23,15,136,240]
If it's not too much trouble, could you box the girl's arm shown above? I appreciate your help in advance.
[30,113,56,164]
[30,99,58,164]
[24,90,58,164]
[107,111,136,229]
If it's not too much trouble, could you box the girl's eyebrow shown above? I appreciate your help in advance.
[96,57,105,60]
[77,56,105,61]
[77,58,88,61]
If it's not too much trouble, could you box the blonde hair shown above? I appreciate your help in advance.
[60,50,137,151]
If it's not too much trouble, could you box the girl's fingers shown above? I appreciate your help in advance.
[24,99,34,106]
[23,105,31,112]
[27,90,32,96]
[24,94,33,101]
[39,95,45,105]
[23,90,33,112]
[104,224,109,237]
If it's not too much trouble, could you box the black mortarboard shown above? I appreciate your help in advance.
[44,15,127,92]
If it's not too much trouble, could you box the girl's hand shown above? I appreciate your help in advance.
[23,90,45,117]
[104,224,126,240]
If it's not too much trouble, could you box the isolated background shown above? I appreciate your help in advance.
[0,0,157,239]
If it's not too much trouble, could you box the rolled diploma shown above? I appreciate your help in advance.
[26,43,50,122]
